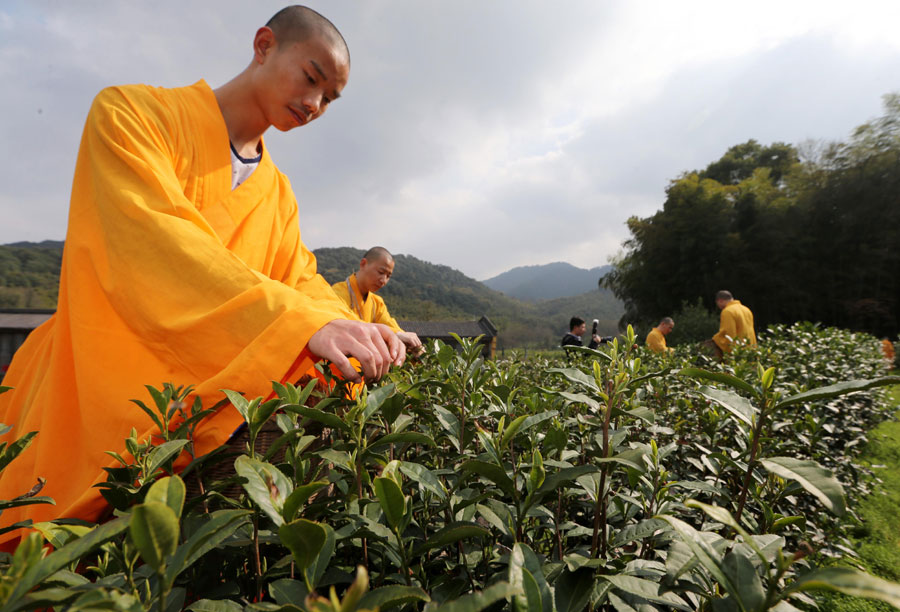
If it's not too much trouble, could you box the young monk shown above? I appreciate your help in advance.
[332,247,423,354]
[0,6,404,545]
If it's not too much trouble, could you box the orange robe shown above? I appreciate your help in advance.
[0,81,354,542]
[712,300,757,353]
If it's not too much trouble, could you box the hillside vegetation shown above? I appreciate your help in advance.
[0,241,63,308]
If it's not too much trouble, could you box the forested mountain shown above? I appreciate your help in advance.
[0,242,623,348]
[482,262,614,301]
[0,242,63,308]
[316,247,622,348]
[604,93,900,339]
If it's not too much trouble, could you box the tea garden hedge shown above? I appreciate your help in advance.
[1,322,899,611]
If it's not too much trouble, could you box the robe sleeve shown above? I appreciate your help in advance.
[712,309,738,353]
[74,86,352,384]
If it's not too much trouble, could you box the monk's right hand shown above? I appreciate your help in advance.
[308,319,406,383]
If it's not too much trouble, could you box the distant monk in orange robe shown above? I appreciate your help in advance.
[331,247,423,355]
[0,6,405,546]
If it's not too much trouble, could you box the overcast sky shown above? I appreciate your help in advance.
[2,1,899,280]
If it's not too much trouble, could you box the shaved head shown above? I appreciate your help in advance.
[266,5,350,65]
[363,246,393,265]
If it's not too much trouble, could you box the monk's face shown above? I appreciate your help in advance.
[357,256,394,295]
[254,32,349,132]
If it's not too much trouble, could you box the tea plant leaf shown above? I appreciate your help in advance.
[363,382,396,422]
[282,405,351,433]
[679,368,756,396]
[548,368,600,393]
[536,465,600,496]
[783,567,900,608]
[415,522,490,555]
[306,522,336,589]
[358,585,431,610]
[373,476,406,530]
[221,389,252,423]
[130,502,180,573]
[234,455,294,526]
[775,376,900,409]
[722,550,765,611]
[553,568,594,612]
[269,578,308,606]
[602,575,692,610]
[760,457,846,516]
[399,461,448,500]
[698,386,756,427]
[610,518,669,547]
[462,460,518,501]
[8,517,129,604]
[551,390,601,411]
[187,600,244,612]
[657,515,742,607]
[368,431,435,450]
[282,481,329,522]
[279,519,327,577]
[166,509,250,583]
[508,543,553,612]
[145,475,186,519]
[145,439,190,478]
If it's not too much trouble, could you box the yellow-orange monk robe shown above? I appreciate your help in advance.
[645,327,671,354]
[712,300,757,353]
[331,274,403,332]
[0,81,355,543]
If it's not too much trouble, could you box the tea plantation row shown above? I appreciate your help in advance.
[1,322,899,611]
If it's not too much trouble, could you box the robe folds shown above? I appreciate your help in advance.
[0,80,355,544]
[331,274,403,332]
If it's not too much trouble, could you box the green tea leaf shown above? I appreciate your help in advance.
[760,457,846,516]
[775,376,900,409]
[784,567,900,608]
[145,475,186,519]
[282,481,329,523]
[698,386,756,427]
[278,519,327,576]
[373,476,406,530]
[234,455,294,526]
[415,522,490,555]
[358,585,431,610]
[130,502,180,573]
[679,368,756,396]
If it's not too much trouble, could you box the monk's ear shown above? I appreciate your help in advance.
[359,258,368,270]
[253,27,277,64]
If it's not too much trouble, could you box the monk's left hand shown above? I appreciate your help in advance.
[397,331,424,356]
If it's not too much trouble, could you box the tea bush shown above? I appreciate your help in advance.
[1,322,899,611]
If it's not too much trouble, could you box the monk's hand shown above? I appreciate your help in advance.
[308,319,406,383]
[397,331,424,356]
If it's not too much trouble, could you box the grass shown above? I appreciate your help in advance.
[819,377,900,611]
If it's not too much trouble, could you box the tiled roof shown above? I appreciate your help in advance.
[398,316,497,338]
[0,309,55,331]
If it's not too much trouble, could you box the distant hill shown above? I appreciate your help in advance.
[0,242,64,308]
[0,241,624,348]
[482,261,614,302]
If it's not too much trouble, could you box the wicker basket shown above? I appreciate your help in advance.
[184,376,328,501]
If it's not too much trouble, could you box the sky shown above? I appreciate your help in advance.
[2,1,899,280]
